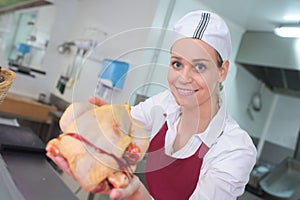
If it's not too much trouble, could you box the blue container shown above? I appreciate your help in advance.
[17,42,31,55]
[99,59,129,90]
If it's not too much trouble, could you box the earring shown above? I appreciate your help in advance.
[219,82,223,91]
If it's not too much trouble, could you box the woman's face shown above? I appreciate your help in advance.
[168,38,226,109]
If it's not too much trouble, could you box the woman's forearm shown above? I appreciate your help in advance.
[109,175,152,200]
[128,181,152,200]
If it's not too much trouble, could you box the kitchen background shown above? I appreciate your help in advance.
[0,0,300,199]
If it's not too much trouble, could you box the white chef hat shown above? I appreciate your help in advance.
[173,10,232,61]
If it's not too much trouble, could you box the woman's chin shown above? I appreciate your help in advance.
[174,96,199,107]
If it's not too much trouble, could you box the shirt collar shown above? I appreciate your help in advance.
[200,96,227,148]
[164,92,181,123]
[164,91,227,148]
[164,92,227,148]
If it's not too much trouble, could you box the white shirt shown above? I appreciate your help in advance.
[131,90,257,200]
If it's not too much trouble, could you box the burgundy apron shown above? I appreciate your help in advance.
[145,122,209,200]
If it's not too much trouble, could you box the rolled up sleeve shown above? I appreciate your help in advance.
[190,132,257,199]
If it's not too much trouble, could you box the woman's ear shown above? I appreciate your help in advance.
[218,60,229,82]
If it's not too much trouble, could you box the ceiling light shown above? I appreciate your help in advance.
[283,15,300,21]
[274,25,300,38]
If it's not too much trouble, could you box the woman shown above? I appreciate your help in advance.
[48,10,257,200]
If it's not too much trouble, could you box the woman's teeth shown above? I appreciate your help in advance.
[177,88,198,96]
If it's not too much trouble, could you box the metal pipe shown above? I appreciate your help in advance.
[256,93,279,161]
[141,0,176,95]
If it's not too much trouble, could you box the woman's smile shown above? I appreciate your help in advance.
[175,86,199,96]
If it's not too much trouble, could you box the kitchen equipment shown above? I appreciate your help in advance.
[0,124,77,200]
[0,67,16,104]
[16,42,31,64]
[95,59,129,101]
[0,124,45,151]
[236,32,300,97]
[56,75,68,94]
[248,164,273,195]
[8,60,46,78]
[57,39,94,55]
[259,157,300,200]
[247,81,265,120]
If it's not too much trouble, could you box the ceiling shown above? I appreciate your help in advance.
[200,0,300,32]
[0,0,51,14]
[201,0,300,97]
[0,0,30,7]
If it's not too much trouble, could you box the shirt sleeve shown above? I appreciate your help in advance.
[130,90,170,131]
[190,130,257,199]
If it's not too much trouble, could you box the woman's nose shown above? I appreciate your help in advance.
[179,67,193,83]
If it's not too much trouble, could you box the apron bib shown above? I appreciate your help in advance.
[145,122,209,200]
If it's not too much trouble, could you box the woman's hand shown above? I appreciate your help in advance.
[47,96,151,198]
[47,151,150,199]
[47,150,110,194]
[46,97,105,178]
[46,151,76,179]
[88,96,106,107]
[46,96,105,178]
[109,175,151,200]
[88,97,152,199]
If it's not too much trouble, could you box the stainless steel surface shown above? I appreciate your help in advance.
[249,164,273,191]
[0,124,77,200]
[2,151,78,200]
[236,32,299,71]
[0,124,45,150]
[236,31,300,97]
[49,93,70,111]
[259,157,300,200]
[0,154,25,200]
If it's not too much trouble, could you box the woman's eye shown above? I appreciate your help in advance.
[194,64,206,72]
[172,61,182,69]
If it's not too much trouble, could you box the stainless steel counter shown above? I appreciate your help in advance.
[0,154,24,200]
[0,124,77,200]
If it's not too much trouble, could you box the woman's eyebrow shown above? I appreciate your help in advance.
[170,55,182,60]
[191,58,211,62]
[171,55,211,63]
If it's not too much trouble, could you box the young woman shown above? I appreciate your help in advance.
[48,10,257,200]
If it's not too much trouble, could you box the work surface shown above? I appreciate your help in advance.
[0,124,77,200]
[0,93,57,122]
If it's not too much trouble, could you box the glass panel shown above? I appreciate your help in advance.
[0,5,55,71]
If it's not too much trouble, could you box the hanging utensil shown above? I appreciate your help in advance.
[56,75,69,94]
[65,50,79,88]
[251,81,265,112]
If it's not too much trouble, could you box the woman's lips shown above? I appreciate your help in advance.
[175,87,199,96]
